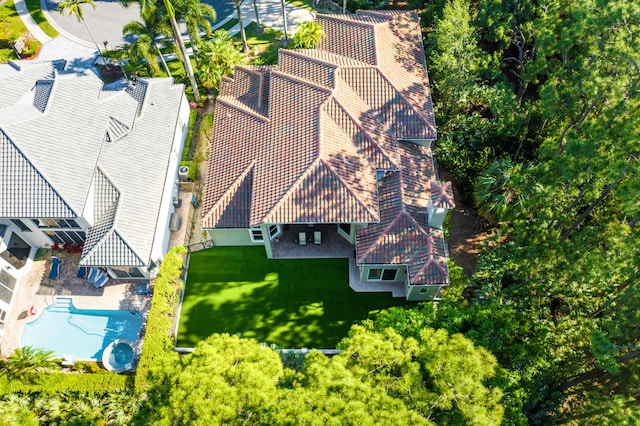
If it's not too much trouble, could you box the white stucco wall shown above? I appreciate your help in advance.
[150,93,190,263]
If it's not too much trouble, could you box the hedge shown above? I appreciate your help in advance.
[0,371,128,394]
[134,246,187,391]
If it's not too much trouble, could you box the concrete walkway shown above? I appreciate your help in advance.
[13,0,52,44]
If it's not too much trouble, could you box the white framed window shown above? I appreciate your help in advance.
[250,225,281,243]
[268,224,281,240]
[249,227,264,242]
[367,268,398,281]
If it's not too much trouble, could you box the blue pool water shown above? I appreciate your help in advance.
[21,298,142,360]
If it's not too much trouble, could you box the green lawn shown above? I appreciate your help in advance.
[177,246,410,348]
[0,0,41,63]
[25,0,59,38]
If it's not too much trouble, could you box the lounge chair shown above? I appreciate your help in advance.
[298,232,307,246]
[87,266,100,284]
[134,280,151,295]
[314,231,322,245]
[93,272,109,288]
[76,266,87,279]
[49,256,62,279]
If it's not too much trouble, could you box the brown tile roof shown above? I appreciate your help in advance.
[430,181,455,209]
[355,142,449,286]
[203,11,449,286]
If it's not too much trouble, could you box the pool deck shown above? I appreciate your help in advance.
[0,253,152,357]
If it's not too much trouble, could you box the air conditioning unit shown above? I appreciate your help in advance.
[178,166,189,181]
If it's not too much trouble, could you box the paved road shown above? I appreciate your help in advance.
[44,0,235,49]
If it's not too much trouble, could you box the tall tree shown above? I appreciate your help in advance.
[175,0,216,51]
[122,5,173,76]
[57,0,103,58]
[231,0,250,53]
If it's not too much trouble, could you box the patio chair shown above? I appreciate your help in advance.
[76,266,87,279]
[314,231,322,245]
[298,232,307,246]
[134,280,151,295]
[87,266,100,284]
[49,256,62,279]
[93,272,109,288]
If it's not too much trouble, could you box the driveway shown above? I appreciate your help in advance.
[44,0,235,49]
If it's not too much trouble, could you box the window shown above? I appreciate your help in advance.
[32,219,80,229]
[367,268,398,281]
[111,267,145,279]
[11,219,30,232]
[0,309,6,331]
[250,225,281,242]
[268,224,280,240]
[249,227,263,242]
[45,230,86,245]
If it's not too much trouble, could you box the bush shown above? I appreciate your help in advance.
[179,161,198,181]
[134,246,187,392]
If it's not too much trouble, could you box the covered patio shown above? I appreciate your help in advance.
[271,224,353,259]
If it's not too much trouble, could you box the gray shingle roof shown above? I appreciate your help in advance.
[0,129,74,218]
[0,62,186,268]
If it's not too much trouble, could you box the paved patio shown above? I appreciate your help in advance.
[272,225,406,298]
[0,252,151,357]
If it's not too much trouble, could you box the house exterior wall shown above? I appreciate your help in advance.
[338,223,367,245]
[427,205,448,229]
[207,229,256,246]
[406,284,443,301]
[150,94,190,266]
[359,264,407,284]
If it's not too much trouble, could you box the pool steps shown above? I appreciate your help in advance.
[49,297,74,313]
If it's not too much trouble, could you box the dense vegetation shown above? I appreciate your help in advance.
[1,0,638,423]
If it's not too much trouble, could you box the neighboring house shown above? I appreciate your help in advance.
[0,60,189,306]
[202,10,454,301]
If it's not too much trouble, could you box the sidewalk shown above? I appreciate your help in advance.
[13,0,52,44]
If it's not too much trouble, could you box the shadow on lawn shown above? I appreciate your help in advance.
[177,248,408,349]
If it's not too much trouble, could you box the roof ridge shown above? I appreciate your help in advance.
[318,157,380,220]
[331,88,398,168]
[216,97,270,122]
[203,160,255,227]
[0,128,77,217]
[271,69,334,95]
[256,158,318,225]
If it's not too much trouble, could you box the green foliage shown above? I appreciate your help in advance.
[0,371,128,394]
[179,160,198,180]
[196,29,247,91]
[1,346,59,383]
[181,107,198,161]
[139,334,283,424]
[0,0,41,63]
[24,0,59,38]
[289,21,324,49]
[473,158,527,223]
[135,245,187,392]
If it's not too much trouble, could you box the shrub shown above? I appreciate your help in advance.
[134,246,187,391]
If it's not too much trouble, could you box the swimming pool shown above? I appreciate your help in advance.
[21,297,142,361]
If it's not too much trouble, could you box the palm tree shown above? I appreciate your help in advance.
[125,0,202,101]
[57,0,102,58]
[123,6,173,76]
[232,0,250,53]
[290,21,324,49]
[1,346,58,383]
[175,0,216,52]
[196,30,247,93]
[474,158,526,223]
